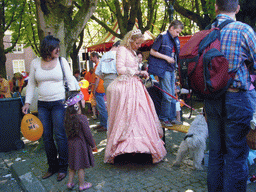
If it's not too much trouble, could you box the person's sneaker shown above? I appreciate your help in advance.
[171,120,183,125]
[161,120,173,127]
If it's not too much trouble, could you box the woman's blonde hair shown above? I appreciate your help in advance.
[120,29,144,49]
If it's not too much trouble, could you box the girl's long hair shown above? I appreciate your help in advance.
[64,96,83,139]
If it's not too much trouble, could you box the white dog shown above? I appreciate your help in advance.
[173,114,208,170]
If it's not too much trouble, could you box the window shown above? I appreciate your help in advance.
[12,60,25,74]
[13,44,24,53]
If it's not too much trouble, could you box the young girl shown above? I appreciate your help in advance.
[65,91,96,191]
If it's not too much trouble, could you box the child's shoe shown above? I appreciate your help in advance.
[67,183,75,190]
[79,182,92,191]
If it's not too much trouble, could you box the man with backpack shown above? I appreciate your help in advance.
[204,0,256,191]
[148,20,184,127]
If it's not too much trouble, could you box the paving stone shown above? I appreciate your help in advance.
[1,103,256,191]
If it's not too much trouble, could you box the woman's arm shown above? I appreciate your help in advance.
[25,60,37,104]
[116,46,128,75]
[62,57,76,91]
[116,46,144,76]
[23,59,37,114]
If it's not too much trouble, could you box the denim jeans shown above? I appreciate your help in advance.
[38,100,68,173]
[159,71,176,121]
[204,91,253,192]
[248,89,256,112]
[95,92,108,128]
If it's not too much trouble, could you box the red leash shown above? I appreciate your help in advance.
[153,85,195,111]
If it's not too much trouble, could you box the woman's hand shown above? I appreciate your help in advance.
[22,103,30,114]
[139,71,149,78]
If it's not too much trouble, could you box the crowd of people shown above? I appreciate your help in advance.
[0,0,255,191]
[0,71,29,99]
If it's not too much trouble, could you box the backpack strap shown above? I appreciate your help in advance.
[218,20,234,30]
[205,19,234,30]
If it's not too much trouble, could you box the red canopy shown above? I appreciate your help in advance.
[86,35,192,53]
[87,42,114,53]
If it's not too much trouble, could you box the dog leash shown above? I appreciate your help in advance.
[153,85,195,111]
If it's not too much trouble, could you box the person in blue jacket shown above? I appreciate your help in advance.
[148,20,184,127]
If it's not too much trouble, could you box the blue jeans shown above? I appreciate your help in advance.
[248,89,256,112]
[204,91,253,192]
[38,100,68,173]
[95,92,108,128]
[159,71,176,121]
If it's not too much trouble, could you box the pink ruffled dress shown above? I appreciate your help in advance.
[104,46,167,164]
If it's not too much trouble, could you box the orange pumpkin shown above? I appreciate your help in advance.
[21,114,43,141]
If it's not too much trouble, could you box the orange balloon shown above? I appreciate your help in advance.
[21,114,43,141]
[179,99,185,107]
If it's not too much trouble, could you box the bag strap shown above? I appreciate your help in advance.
[59,57,68,85]
[59,57,65,81]
[59,56,70,98]
[218,19,234,30]
[205,19,234,30]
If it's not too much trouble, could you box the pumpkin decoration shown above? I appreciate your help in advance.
[21,114,43,141]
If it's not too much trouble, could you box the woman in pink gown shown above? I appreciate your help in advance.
[104,29,167,164]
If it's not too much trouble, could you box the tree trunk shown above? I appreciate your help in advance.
[34,0,97,59]
[0,2,6,77]
[70,29,84,73]
[70,53,79,72]
[0,42,7,78]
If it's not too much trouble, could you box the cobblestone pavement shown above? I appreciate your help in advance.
[1,101,256,192]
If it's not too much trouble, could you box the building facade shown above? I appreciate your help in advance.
[4,32,37,80]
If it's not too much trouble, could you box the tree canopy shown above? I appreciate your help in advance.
[0,0,26,77]
[1,0,255,76]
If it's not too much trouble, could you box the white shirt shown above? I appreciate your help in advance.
[25,57,75,103]
[95,51,117,79]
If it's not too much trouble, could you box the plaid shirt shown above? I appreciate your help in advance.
[212,14,256,90]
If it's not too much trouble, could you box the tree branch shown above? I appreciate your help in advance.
[66,0,98,54]
[90,15,122,39]
[173,1,208,29]
[4,0,26,54]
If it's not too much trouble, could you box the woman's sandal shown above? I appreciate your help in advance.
[79,182,92,191]
[67,183,75,190]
